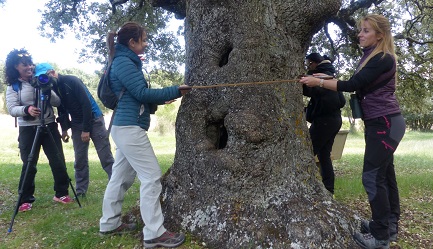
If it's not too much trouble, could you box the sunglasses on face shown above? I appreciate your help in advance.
[17,53,31,57]
[20,62,34,67]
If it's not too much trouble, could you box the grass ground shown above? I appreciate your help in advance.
[0,115,432,248]
[334,131,433,249]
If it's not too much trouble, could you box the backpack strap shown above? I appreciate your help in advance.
[12,81,21,92]
[107,87,125,134]
[104,60,127,134]
[11,81,22,127]
[105,57,138,134]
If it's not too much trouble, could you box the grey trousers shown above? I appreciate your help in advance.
[71,116,113,194]
[99,125,166,240]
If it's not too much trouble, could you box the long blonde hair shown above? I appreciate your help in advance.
[357,14,397,71]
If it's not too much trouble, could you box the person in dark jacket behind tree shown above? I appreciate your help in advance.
[301,14,405,249]
[303,52,345,195]
[34,63,114,198]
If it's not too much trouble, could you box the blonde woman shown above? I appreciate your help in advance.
[301,14,405,249]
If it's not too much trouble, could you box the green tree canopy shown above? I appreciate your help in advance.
[308,0,433,129]
[39,0,184,72]
[37,0,433,130]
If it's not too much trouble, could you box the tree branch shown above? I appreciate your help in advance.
[110,0,129,14]
[149,0,186,19]
[394,33,433,46]
[326,0,386,47]
[109,0,186,18]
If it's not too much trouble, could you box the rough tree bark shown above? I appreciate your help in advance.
[155,0,359,248]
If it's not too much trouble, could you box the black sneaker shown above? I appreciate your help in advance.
[360,220,397,242]
[143,231,185,248]
[99,223,137,236]
[353,232,389,249]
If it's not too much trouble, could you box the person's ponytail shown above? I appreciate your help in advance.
[106,31,117,64]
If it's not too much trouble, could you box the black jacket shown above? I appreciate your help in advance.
[303,61,345,122]
[306,60,335,76]
[55,74,93,132]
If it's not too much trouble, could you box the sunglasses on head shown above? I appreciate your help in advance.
[17,53,31,57]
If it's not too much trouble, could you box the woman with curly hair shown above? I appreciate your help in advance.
[4,48,73,212]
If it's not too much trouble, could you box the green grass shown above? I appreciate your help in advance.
[0,122,176,249]
[0,119,432,248]
[333,131,433,248]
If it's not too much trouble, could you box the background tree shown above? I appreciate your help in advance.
[148,69,184,88]
[39,0,185,72]
[393,0,433,130]
[0,61,4,93]
[0,61,5,113]
[36,0,433,131]
[308,0,433,130]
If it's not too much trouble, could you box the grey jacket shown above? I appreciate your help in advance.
[6,79,61,126]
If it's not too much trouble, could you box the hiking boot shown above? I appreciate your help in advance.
[19,203,32,212]
[360,220,397,242]
[143,231,185,248]
[99,223,137,236]
[354,232,389,249]
[53,195,74,204]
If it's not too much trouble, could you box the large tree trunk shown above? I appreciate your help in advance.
[162,0,359,248]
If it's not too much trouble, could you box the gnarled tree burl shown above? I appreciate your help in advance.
[151,0,359,248]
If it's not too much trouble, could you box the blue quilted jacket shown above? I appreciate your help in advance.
[110,44,181,130]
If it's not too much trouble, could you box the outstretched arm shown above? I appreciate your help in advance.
[300,75,338,91]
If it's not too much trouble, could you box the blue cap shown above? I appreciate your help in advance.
[35,63,54,76]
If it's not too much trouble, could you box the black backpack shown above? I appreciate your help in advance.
[97,62,125,110]
[97,62,125,133]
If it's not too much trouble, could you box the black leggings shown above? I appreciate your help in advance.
[363,113,405,240]
[18,122,70,204]
[309,115,342,194]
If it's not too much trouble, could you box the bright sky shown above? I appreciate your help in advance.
[0,0,185,74]
[0,0,101,73]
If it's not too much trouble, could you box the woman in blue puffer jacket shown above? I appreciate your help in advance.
[99,22,190,248]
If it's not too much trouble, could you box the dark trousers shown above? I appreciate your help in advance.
[18,122,69,204]
[363,114,405,240]
[309,115,342,194]
[71,116,113,194]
